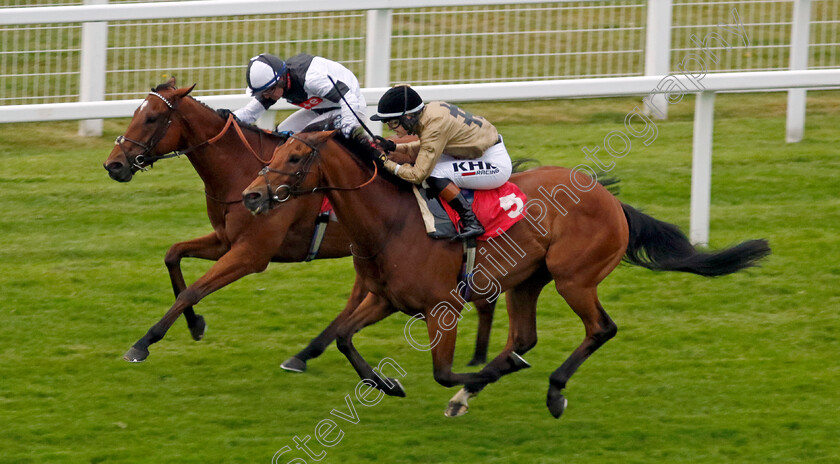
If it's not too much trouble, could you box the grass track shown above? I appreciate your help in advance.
[1,92,838,463]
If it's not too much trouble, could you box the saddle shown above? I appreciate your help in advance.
[412,182,527,241]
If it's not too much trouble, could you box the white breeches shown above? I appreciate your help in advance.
[430,137,512,190]
[276,107,367,134]
[276,108,338,133]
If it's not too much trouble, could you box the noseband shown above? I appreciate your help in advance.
[114,91,179,171]
[258,134,379,204]
[258,134,322,203]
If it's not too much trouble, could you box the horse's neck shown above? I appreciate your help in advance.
[179,99,270,196]
[320,142,418,256]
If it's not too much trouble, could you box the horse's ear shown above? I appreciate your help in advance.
[166,76,177,87]
[314,130,337,144]
[173,83,197,99]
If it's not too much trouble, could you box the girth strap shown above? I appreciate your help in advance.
[459,237,478,300]
[304,197,333,262]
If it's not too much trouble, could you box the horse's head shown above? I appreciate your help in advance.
[242,132,333,214]
[103,77,196,182]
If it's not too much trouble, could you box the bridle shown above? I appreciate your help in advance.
[113,90,269,172]
[113,91,181,171]
[258,134,379,204]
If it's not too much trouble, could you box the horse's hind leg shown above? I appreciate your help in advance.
[281,273,368,373]
[466,299,496,367]
[446,275,547,417]
[164,233,228,341]
[546,285,617,419]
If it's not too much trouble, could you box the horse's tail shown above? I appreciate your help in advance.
[511,157,541,173]
[596,172,620,196]
[621,203,771,277]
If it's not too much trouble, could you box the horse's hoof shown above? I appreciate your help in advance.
[546,387,568,419]
[123,346,149,363]
[466,357,486,367]
[189,315,206,341]
[386,378,407,397]
[445,401,468,417]
[509,352,531,369]
[280,356,307,373]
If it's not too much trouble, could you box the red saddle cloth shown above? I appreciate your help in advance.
[319,196,332,215]
[440,182,527,240]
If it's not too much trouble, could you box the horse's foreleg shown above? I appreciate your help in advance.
[125,246,268,362]
[281,273,369,373]
[466,298,497,366]
[164,233,228,341]
[546,286,617,419]
[333,293,404,396]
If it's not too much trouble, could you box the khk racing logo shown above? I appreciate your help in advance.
[452,161,500,177]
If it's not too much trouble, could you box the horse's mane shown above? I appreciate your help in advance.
[152,80,284,141]
[332,132,413,191]
[152,81,176,92]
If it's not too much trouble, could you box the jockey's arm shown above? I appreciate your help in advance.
[233,98,268,125]
[306,72,363,136]
[384,129,446,184]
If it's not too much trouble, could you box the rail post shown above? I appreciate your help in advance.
[644,0,673,120]
[690,91,716,246]
[786,0,812,143]
[78,0,108,136]
[365,8,392,135]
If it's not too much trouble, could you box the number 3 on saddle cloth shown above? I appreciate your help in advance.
[413,182,527,241]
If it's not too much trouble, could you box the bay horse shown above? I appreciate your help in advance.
[241,131,771,418]
[102,78,497,368]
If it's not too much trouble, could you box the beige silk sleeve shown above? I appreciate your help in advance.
[390,127,447,184]
[383,141,421,178]
[398,140,421,158]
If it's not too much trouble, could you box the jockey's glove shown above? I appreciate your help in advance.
[216,108,238,121]
[374,136,397,153]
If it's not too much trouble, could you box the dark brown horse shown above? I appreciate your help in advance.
[102,79,498,368]
[242,131,771,418]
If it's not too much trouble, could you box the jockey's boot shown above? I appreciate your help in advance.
[445,191,485,240]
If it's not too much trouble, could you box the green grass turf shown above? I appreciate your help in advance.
[0,91,838,463]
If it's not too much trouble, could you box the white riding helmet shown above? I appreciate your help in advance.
[246,53,287,95]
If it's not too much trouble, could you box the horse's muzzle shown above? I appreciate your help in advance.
[242,189,269,215]
[103,161,133,183]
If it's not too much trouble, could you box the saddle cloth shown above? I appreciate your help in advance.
[319,196,337,222]
[412,182,527,241]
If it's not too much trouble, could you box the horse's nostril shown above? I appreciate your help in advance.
[105,161,124,172]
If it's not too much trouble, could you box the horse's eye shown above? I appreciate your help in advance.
[289,155,302,163]
[145,116,158,124]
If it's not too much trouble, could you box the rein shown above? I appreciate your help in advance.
[259,134,379,203]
